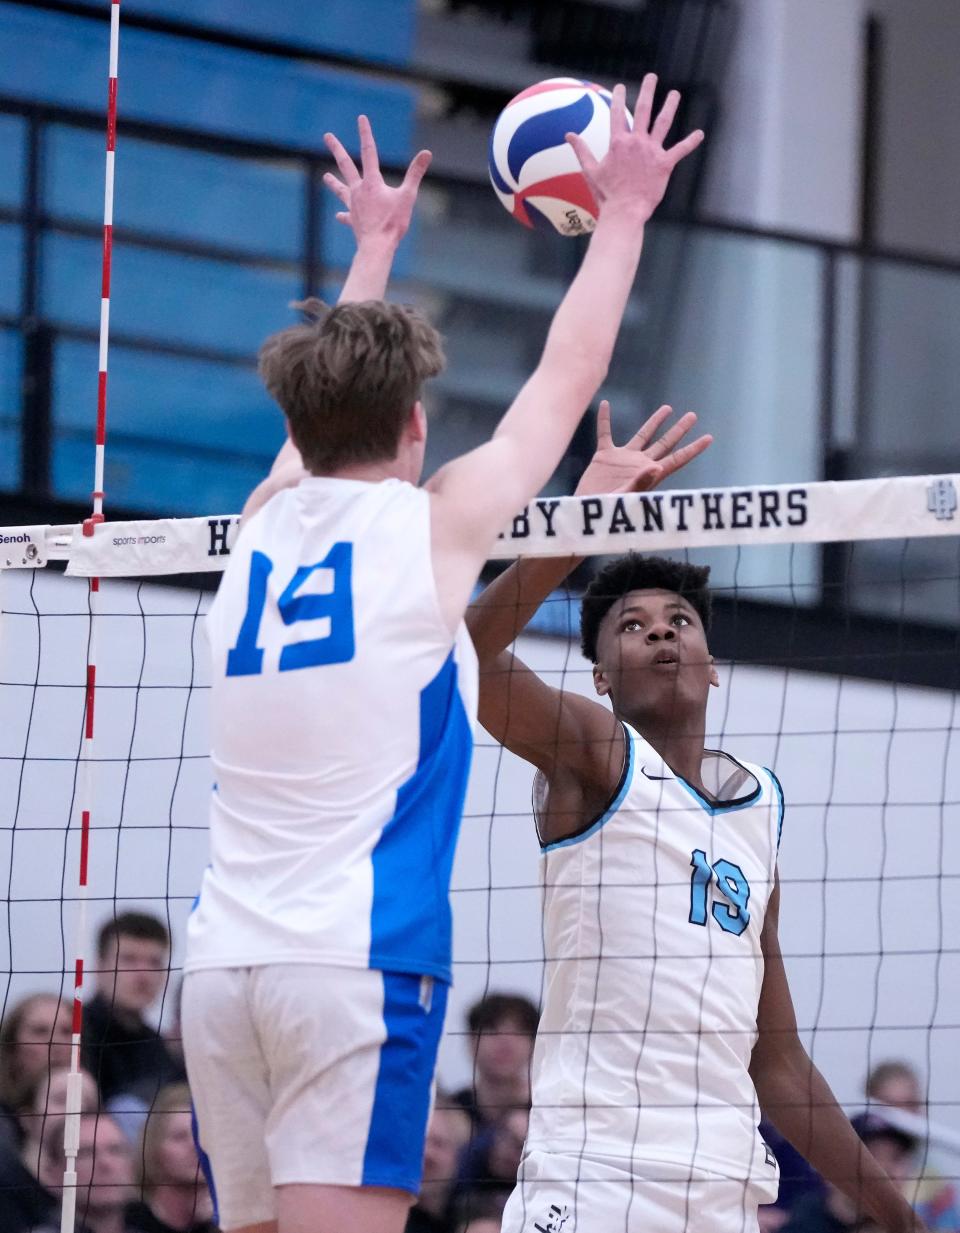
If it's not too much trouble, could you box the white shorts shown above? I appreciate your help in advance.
[181,964,447,1231]
[501,1151,764,1233]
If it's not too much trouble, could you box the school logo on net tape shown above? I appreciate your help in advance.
[927,478,957,521]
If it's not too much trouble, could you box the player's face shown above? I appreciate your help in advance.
[592,588,717,720]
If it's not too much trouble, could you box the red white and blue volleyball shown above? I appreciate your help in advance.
[488,78,628,236]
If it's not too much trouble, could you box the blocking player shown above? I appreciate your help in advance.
[182,84,704,1233]
[466,402,923,1233]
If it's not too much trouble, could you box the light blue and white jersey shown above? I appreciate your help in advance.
[185,476,477,985]
[528,722,783,1192]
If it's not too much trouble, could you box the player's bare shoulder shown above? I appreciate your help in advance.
[535,721,627,847]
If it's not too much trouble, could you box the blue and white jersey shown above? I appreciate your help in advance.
[185,477,477,985]
[527,722,783,1193]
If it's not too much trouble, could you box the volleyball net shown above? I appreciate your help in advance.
[2,474,960,1203]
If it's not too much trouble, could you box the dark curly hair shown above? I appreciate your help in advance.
[580,553,712,663]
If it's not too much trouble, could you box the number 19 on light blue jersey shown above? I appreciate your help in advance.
[226,543,356,677]
[689,848,751,936]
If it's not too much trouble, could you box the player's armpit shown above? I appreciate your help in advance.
[479,649,623,789]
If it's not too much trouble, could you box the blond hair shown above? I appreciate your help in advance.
[258,298,445,474]
[136,1082,194,1193]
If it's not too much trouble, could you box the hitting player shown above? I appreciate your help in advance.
[182,84,705,1233]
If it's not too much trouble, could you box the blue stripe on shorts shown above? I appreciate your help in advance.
[191,1101,219,1225]
[362,971,449,1193]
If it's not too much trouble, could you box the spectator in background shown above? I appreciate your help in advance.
[454,994,538,1131]
[0,994,74,1152]
[20,1066,100,1173]
[453,1107,528,1228]
[82,913,182,1109]
[407,1102,472,1233]
[161,979,186,1079]
[866,1061,924,1116]
[782,1112,916,1233]
[454,1193,503,1233]
[865,1060,960,1230]
[126,1083,216,1233]
[758,1118,824,1229]
[0,1066,99,1233]
[36,1112,137,1233]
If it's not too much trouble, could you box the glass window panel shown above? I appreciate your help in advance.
[122,0,415,65]
[836,255,960,626]
[636,225,824,601]
[411,179,572,303]
[856,258,960,474]
[0,115,24,210]
[52,435,265,516]
[53,340,280,455]
[42,234,300,355]
[318,191,415,283]
[0,223,23,316]
[52,342,279,514]
[0,329,22,492]
[46,128,305,262]
[0,6,414,162]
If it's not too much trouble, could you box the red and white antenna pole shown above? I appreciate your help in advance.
[89,0,119,533]
[62,4,119,1230]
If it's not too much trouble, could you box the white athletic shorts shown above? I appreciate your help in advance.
[181,964,447,1231]
[500,1151,768,1233]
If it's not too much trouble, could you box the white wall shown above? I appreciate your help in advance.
[1,567,958,1140]
[701,0,867,240]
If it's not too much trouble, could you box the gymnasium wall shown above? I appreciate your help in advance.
[869,0,960,264]
[0,1,417,514]
[700,0,867,241]
[1,568,957,1138]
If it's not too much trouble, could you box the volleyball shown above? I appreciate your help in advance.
[488,77,628,236]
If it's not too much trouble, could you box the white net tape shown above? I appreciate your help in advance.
[1,473,958,576]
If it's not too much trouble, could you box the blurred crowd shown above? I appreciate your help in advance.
[0,911,956,1233]
[0,913,213,1233]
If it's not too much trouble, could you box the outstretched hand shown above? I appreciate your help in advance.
[573,400,712,498]
[323,114,432,244]
[567,75,704,224]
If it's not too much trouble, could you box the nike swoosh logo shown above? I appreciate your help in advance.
[641,766,673,781]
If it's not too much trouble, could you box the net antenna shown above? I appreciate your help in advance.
[60,3,120,1229]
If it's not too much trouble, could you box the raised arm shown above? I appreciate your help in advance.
[243,116,431,519]
[750,877,923,1233]
[427,76,704,625]
[472,401,711,790]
